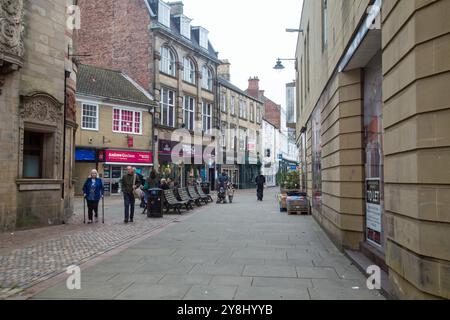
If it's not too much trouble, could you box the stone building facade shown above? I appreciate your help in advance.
[217,62,264,189]
[0,0,78,231]
[295,0,450,299]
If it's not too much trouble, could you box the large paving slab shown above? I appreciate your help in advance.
[30,188,385,300]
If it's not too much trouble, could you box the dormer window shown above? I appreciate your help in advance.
[199,27,209,50]
[158,1,171,28]
[179,15,192,39]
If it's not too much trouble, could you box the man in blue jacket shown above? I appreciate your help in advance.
[83,169,104,224]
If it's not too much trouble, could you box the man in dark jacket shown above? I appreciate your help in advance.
[255,173,266,201]
[120,166,142,223]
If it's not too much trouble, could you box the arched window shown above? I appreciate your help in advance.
[160,46,176,76]
[202,66,213,91]
[183,57,196,84]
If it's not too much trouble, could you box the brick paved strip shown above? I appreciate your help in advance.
[0,197,205,299]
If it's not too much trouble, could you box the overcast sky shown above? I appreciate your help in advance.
[181,0,304,107]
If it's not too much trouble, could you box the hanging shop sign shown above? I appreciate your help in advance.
[366,178,382,247]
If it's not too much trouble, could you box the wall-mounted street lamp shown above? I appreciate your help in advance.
[273,58,297,71]
[286,28,304,33]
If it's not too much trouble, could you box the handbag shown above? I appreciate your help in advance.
[132,174,143,199]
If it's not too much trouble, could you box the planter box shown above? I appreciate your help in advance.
[280,188,302,195]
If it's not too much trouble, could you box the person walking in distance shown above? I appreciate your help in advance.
[82,169,104,224]
[120,166,142,223]
[255,172,266,201]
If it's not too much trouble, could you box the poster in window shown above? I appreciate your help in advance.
[366,178,382,247]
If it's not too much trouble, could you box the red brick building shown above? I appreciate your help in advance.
[246,77,281,129]
[76,0,154,92]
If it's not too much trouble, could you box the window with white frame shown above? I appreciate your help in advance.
[256,105,262,123]
[81,103,98,130]
[202,66,213,91]
[221,122,227,148]
[199,27,209,49]
[183,96,196,131]
[239,99,247,119]
[113,108,142,134]
[160,87,175,127]
[202,101,212,132]
[183,57,196,84]
[180,15,192,39]
[231,125,237,150]
[250,103,255,122]
[160,46,177,76]
[221,92,227,113]
[230,96,235,115]
[158,1,171,27]
[239,127,247,151]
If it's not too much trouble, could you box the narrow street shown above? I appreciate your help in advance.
[28,188,384,300]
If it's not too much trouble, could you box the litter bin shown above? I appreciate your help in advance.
[201,182,210,195]
[147,188,164,218]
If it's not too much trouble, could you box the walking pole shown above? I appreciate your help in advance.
[83,197,86,224]
[102,196,105,224]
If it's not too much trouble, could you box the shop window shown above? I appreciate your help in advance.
[364,51,384,250]
[311,107,322,211]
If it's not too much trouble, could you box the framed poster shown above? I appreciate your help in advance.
[366,178,382,247]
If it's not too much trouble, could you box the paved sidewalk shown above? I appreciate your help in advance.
[31,188,385,300]
[0,195,185,299]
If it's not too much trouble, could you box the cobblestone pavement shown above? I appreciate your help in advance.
[0,195,193,299]
[32,188,385,300]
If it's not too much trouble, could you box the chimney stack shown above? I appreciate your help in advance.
[247,76,260,98]
[168,1,184,15]
[218,59,231,81]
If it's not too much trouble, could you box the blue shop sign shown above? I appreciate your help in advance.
[75,149,96,161]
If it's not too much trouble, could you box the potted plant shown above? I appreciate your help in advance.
[280,170,301,195]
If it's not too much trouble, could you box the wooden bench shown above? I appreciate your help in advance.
[163,189,187,215]
[177,188,194,210]
[188,186,209,205]
[187,186,203,206]
[196,185,213,203]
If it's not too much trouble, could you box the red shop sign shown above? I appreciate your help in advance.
[105,150,153,164]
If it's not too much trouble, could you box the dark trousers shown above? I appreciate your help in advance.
[86,200,99,220]
[123,192,135,221]
[257,186,264,200]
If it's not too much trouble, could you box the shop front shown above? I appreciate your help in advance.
[239,151,262,189]
[157,140,216,189]
[101,150,153,196]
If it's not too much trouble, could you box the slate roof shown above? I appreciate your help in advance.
[218,77,264,104]
[76,64,154,105]
[147,0,219,62]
